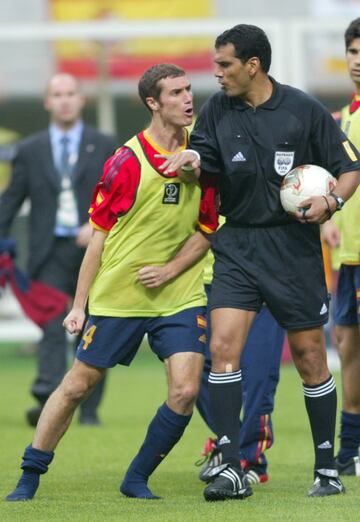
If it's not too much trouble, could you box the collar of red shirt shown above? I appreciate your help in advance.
[349,93,360,114]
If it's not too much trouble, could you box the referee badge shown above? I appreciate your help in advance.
[274,151,295,176]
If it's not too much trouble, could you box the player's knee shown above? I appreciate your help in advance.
[210,335,232,360]
[61,380,89,405]
[210,337,239,372]
[291,342,327,381]
[60,372,95,405]
[170,382,199,409]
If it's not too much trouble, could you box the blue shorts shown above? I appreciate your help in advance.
[76,306,207,368]
[333,265,360,326]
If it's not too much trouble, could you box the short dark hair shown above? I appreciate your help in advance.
[215,24,271,73]
[345,18,360,49]
[138,63,186,111]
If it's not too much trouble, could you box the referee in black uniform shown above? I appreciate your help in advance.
[189,24,360,500]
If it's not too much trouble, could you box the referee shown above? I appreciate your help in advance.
[189,24,360,501]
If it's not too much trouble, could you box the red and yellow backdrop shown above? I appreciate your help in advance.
[50,0,214,78]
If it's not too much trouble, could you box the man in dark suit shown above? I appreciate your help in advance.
[0,73,117,426]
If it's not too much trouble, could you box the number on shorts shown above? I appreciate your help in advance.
[82,324,97,350]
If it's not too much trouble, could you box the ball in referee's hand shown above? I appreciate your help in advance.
[280,164,337,214]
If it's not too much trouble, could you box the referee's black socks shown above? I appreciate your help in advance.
[303,375,337,471]
[208,370,242,468]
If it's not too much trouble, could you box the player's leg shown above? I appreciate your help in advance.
[334,265,360,475]
[7,315,144,502]
[75,321,106,426]
[6,359,105,501]
[288,326,344,496]
[239,306,285,483]
[78,374,106,425]
[120,308,206,500]
[336,325,360,474]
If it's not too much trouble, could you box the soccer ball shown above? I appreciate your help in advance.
[280,164,337,214]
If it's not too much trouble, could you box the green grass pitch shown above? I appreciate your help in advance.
[0,341,359,522]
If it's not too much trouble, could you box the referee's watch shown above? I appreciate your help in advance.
[328,192,345,211]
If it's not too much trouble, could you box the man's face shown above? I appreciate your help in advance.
[44,74,84,128]
[214,43,251,97]
[153,75,194,127]
[346,37,360,88]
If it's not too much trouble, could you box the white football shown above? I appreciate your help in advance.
[280,164,337,214]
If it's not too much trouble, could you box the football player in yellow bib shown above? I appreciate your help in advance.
[6,64,215,502]
[322,18,360,477]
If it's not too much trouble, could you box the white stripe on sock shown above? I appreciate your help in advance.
[303,376,336,398]
[209,370,242,385]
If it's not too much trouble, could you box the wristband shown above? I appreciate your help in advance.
[181,165,195,172]
[181,149,201,162]
[322,195,333,219]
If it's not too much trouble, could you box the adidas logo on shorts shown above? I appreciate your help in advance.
[320,303,328,315]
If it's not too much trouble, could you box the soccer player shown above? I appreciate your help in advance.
[322,17,360,477]
[188,24,360,500]
[5,63,212,502]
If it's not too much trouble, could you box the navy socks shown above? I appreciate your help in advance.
[6,445,54,501]
[120,402,191,499]
[338,410,360,463]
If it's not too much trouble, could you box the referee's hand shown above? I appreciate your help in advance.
[295,195,336,224]
[155,150,200,175]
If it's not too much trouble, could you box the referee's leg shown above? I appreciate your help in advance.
[288,326,345,496]
[203,308,256,501]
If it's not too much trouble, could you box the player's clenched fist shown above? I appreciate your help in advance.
[63,308,86,334]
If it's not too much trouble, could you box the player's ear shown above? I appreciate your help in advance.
[146,96,159,112]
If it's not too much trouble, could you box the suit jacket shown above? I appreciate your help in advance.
[0,125,117,276]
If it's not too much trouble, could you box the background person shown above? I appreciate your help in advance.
[0,73,117,426]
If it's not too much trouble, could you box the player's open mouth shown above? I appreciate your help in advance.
[185,108,193,116]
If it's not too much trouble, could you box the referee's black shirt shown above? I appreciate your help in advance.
[190,78,360,227]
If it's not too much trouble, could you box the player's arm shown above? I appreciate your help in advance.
[295,169,360,224]
[63,229,106,334]
[296,104,360,224]
[138,231,211,288]
[321,220,341,248]
[64,148,140,333]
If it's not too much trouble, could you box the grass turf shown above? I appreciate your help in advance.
[0,342,359,521]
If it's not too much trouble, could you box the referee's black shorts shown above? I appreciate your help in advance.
[210,222,330,330]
